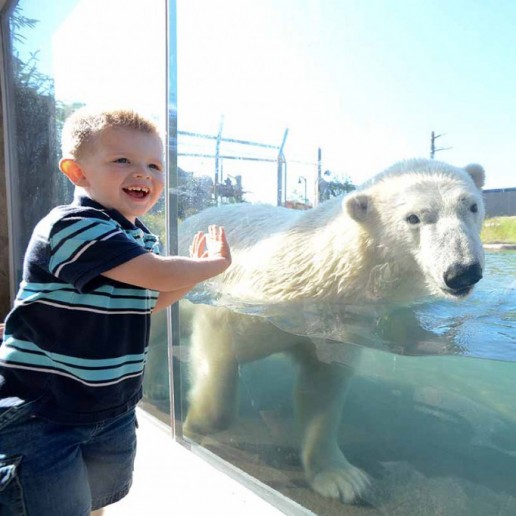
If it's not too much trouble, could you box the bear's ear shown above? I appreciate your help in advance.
[344,193,370,222]
[464,163,485,189]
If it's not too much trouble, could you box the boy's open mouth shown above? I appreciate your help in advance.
[123,186,150,199]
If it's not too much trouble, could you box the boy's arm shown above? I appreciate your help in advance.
[152,286,195,313]
[102,253,227,290]
[150,229,224,312]
[102,225,231,294]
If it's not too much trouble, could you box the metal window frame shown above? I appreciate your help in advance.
[0,0,22,304]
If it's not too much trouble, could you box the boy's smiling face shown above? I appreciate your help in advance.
[61,127,165,223]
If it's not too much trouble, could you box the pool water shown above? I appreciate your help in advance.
[179,251,516,515]
[417,251,516,361]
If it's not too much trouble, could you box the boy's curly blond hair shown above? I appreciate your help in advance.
[61,107,162,160]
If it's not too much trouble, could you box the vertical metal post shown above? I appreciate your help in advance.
[165,0,179,435]
[0,4,20,304]
[276,128,289,206]
[214,116,224,205]
[298,176,307,204]
[316,146,322,206]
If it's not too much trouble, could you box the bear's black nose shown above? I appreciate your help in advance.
[443,263,483,290]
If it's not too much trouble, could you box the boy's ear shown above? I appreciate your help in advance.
[59,158,89,187]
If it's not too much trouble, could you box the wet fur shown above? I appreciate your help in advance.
[179,159,485,503]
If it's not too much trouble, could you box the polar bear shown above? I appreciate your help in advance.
[178,158,485,503]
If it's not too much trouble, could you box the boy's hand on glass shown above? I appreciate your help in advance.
[189,231,207,258]
[188,226,231,270]
[104,227,230,291]
[206,225,232,268]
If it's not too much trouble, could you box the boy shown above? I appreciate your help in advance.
[0,108,231,515]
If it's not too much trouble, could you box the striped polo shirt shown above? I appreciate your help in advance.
[0,195,160,424]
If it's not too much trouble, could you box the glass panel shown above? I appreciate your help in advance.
[173,1,516,514]
[2,0,168,420]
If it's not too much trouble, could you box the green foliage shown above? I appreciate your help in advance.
[7,6,84,255]
[11,7,51,94]
[9,10,38,42]
[482,216,516,244]
[319,170,356,201]
[142,210,166,248]
[12,50,53,94]
[177,168,216,219]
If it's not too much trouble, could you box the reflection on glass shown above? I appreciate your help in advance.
[3,0,168,420]
[174,1,516,514]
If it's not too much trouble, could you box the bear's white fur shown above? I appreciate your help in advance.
[178,158,486,503]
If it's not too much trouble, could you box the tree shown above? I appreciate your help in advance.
[318,170,356,202]
[8,8,69,262]
[8,7,85,265]
[177,168,216,219]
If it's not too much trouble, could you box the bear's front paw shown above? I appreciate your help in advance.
[183,410,234,437]
[309,463,370,503]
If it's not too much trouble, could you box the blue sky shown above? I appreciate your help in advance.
[16,0,516,204]
[16,0,166,126]
[177,0,516,202]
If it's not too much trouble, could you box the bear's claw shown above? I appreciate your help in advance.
[310,464,371,503]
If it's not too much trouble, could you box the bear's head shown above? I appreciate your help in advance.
[343,159,486,301]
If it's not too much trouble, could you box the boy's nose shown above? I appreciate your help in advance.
[133,167,150,179]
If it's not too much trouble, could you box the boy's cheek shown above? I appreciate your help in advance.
[156,179,165,196]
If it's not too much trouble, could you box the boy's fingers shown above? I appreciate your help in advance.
[189,232,206,256]
[208,225,224,240]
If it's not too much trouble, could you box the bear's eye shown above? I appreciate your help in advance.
[470,203,478,213]
[406,214,420,225]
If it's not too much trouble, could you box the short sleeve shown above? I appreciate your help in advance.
[48,214,149,292]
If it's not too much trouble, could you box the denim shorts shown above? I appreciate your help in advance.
[0,398,137,515]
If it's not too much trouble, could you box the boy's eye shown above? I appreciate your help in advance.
[149,163,163,172]
[114,157,129,164]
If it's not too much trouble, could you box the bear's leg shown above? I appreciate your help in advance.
[294,348,370,503]
[184,305,239,435]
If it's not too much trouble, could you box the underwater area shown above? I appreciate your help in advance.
[171,251,516,515]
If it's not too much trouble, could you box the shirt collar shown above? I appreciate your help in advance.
[72,193,149,232]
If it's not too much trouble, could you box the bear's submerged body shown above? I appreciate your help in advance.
[178,159,486,503]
